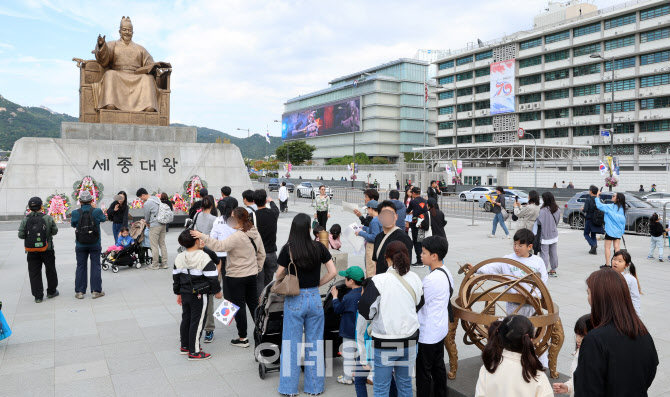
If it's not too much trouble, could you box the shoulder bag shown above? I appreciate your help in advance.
[271,248,300,296]
[390,270,417,303]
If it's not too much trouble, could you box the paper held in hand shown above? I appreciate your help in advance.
[342,201,362,215]
[214,299,239,326]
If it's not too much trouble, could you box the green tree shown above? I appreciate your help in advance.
[275,141,316,165]
[371,156,389,164]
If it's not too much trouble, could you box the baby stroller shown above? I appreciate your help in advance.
[322,279,350,360]
[254,280,285,379]
[101,221,152,273]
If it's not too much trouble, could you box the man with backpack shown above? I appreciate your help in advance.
[70,191,107,299]
[242,189,257,225]
[407,186,429,267]
[137,188,169,270]
[582,185,605,255]
[18,197,59,303]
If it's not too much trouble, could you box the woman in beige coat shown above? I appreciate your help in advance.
[513,190,541,231]
[191,207,265,348]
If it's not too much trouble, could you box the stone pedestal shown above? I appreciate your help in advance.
[0,123,252,219]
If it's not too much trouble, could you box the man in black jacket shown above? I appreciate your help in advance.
[372,200,414,275]
[582,185,603,255]
[188,188,218,218]
[253,189,280,297]
[216,186,231,216]
[406,187,428,266]
[427,180,440,201]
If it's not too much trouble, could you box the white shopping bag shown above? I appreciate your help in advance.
[213,299,239,326]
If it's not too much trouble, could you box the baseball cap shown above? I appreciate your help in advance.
[28,196,43,210]
[338,266,365,282]
[79,191,93,203]
[366,200,379,210]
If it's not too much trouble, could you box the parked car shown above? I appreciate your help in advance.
[268,178,294,192]
[480,189,531,212]
[296,182,333,198]
[562,191,658,235]
[459,187,495,202]
[640,192,670,206]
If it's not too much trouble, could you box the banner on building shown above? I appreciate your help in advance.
[281,98,361,141]
[490,59,516,115]
[457,160,463,174]
[613,157,620,176]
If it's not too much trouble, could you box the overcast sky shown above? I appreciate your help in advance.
[0,0,623,138]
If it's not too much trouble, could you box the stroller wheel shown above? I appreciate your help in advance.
[258,363,266,379]
[112,265,119,273]
[102,262,109,271]
[135,262,142,269]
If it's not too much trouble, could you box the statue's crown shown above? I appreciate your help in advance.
[120,16,132,26]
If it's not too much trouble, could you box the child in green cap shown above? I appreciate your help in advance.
[331,265,365,385]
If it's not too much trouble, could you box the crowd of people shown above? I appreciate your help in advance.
[15,179,660,397]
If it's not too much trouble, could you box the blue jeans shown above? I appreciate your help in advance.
[279,287,325,396]
[75,245,102,293]
[491,212,509,236]
[373,344,417,397]
[354,365,397,397]
[112,223,127,242]
[584,219,597,247]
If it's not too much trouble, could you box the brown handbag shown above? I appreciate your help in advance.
[270,250,300,296]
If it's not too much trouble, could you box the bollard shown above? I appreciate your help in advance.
[468,199,477,226]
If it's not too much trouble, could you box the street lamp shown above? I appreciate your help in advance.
[236,127,251,138]
[524,131,537,188]
[590,53,615,191]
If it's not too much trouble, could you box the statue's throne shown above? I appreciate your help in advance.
[72,58,171,126]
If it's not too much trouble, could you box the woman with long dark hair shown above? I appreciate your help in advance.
[574,268,658,396]
[513,190,540,231]
[475,315,552,396]
[276,213,337,396]
[427,198,447,238]
[107,190,128,240]
[595,191,627,268]
[358,241,424,396]
[536,192,560,277]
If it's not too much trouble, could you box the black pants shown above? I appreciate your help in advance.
[256,251,278,298]
[180,293,208,355]
[411,224,422,264]
[316,210,328,229]
[219,257,230,300]
[226,274,258,339]
[280,199,288,212]
[27,250,58,299]
[416,340,448,397]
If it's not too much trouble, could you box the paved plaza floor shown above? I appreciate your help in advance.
[0,200,668,396]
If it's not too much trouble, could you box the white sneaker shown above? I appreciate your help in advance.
[488,234,495,238]
[337,375,353,385]
[506,235,511,239]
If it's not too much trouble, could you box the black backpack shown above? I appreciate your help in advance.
[592,208,605,227]
[25,213,49,252]
[75,209,99,244]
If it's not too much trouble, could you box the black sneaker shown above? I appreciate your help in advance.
[180,347,189,355]
[204,331,214,343]
[35,297,43,303]
[411,262,425,268]
[230,338,250,348]
[47,290,59,299]
[599,264,611,269]
[588,246,597,255]
[188,351,211,361]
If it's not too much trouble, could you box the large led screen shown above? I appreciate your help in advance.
[490,59,516,115]
[282,98,360,140]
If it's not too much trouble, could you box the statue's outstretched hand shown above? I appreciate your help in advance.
[97,34,106,47]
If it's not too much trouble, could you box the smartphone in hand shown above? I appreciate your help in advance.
[600,186,604,192]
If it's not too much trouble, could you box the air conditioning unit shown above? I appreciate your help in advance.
[617,138,623,143]
[584,100,588,103]
[447,115,453,119]
[467,112,472,116]
[556,121,561,125]
[655,69,658,72]
[520,104,526,110]
[640,136,647,142]
[589,99,593,103]
[614,31,618,35]
[626,138,632,142]
[586,140,591,144]
[534,103,540,109]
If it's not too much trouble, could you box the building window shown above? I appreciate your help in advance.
[613,123,635,134]
[574,125,599,136]
[438,60,454,70]
[604,101,635,113]
[574,43,601,57]
[574,22,601,37]
[457,103,473,112]
[456,55,473,66]
[640,3,670,20]
[475,100,491,110]
[438,137,453,145]
[456,71,473,82]
[519,93,541,104]
[475,117,493,126]
[476,50,493,61]
[545,89,569,100]
[545,30,570,44]
[475,68,490,77]
[604,145,634,155]
[573,63,601,77]
[641,50,670,65]
[519,74,542,86]
[641,96,670,109]
[545,49,570,63]
[545,108,569,119]
[574,84,600,96]
[438,106,454,115]
[545,128,569,138]
[640,120,670,132]
[604,56,636,71]
[604,12,636,29]
[604,35,635,51]
[457,135,472,144]
[438,122,454,130]
[438,91,454,100]
[574,105,600,116]
[520,37,542,50]
[605,79,635,92]
[438,76,454,84]
[457,87,473,97]
[519,111,541,121]
[545,68,570,81]
[641,27,670,43]
[475,84,490,93]
[457,119,472,128]
[640,73,670,88]
[475,133,493,142]
[519,56,542,68]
